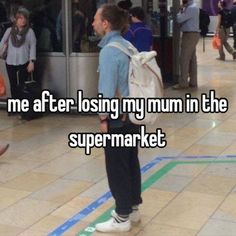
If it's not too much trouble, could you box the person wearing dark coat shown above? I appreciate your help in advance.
[231,0,236,49]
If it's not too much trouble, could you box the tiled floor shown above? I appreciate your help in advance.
[1,38,236,236]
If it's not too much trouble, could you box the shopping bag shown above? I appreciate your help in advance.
[0,73,6,97]
[212,35,221,50]
[0,32,10,60]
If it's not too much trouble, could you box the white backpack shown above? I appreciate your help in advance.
[107,42,164,125]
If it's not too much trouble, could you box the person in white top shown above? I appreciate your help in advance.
[0,7,36,103]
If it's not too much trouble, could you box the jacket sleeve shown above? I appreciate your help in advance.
[0,28,11,47]
[177,7,194,24]
[29,28,37,61]
[98,47,118,98]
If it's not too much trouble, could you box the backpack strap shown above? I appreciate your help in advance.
[107,41,138,57]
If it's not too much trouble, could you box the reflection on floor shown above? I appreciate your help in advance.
[0,38,236,236]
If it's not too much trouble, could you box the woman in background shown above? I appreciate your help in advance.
[0,7,36,103]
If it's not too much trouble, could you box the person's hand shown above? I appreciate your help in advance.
[100,120,108,133]
[27,61,34,73]
[179,5,186,13]
[218,1,222,10]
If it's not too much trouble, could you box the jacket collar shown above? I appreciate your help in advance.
[98,31,120,48]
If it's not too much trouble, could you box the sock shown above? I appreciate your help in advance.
[113,212,129,223]
[132,205,139,211]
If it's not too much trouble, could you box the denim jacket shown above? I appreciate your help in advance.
[98,31,130,99]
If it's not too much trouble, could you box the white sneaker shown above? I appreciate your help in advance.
[111,209,141,223]
[129,210,141,223]
[95,216,131,233]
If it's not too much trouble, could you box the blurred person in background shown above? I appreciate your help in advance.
[231,0,236,49]
[123,6,153,52]
[216,0,236,60]
[0,7,36,111]
[173,0,200,90]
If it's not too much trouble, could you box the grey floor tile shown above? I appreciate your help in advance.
[197,219,236,236]
[213,210,236,224]
[202,163,236,178]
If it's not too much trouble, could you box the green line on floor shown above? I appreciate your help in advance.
[176,160,236,165]
[76,160,236,236]
[141,162,176,191]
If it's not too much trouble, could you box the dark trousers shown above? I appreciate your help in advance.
[6,63,28,99]
[180,32,200,87]
[104,122,142,215]
[233,23,236,49]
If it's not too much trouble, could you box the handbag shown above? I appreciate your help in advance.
[0,73,6,97]
[212,34,221,50]
[0,43,8,60]
[0,32,10,60]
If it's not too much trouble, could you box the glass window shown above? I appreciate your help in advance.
[70,0,143,53]
[167,0,173,36]
[147,0,173,37]
[30,0,62,52]
[0,1,7,23]
[71,0,100,53]
[0,0,62,52]
[145,0,161,36]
